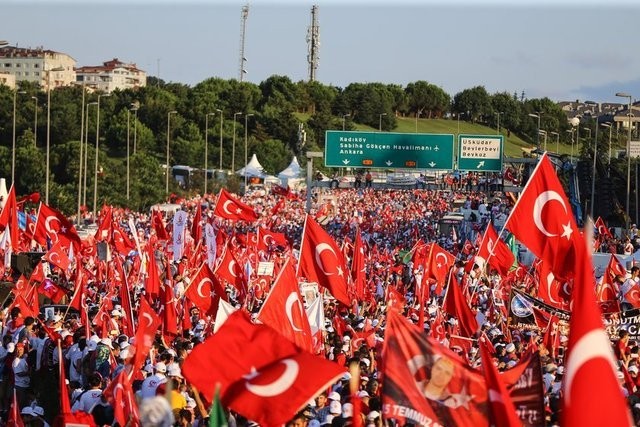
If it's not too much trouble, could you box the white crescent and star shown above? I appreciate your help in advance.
[435,252,448,269]
[142,312,154,328]
[197,278,213,299]
[44,216,61,233]
[222,200,235,216]
[564,329,618,405]
[315,243,338,276]
[228,260,238,278]
[285,292,304,332]
[545,272,562,305]
[532,190,574,240]
[244,359,299,397]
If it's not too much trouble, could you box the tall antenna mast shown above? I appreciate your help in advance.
[307,5,320,82]
[238,4,249,82]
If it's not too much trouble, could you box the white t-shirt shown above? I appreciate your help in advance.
[12,357,30,388]
[72,388,103,413]
[139,373,167,399]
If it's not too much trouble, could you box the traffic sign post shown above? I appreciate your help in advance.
[324,131,454,170]
[457,135,504,172]
[629,141,640,158]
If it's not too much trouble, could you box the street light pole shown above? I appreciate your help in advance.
[232,112,243,173]
[601,123,613,176]
[379,113,387,132]
[31,96,38,147]
[550,131,559,153]
[84,102,97,209]
[590,121,599,219]
[342,113,350,131]
[538,130,547,151]
[93,93,110,217]
[528,112,542,149]
[616,92,633,231]
[244,113,254,191]
[204,112,216,196]
[217,108,223,170]
[166,110,178,195]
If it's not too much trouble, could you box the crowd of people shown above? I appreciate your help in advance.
[0,181,638,427]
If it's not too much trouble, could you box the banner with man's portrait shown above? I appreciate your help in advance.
[381,311,489,427]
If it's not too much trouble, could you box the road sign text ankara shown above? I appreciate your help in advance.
[325,131,454,169]
[457,135,504,172]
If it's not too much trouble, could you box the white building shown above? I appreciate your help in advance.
[0,46,76,90]
[76,58,146,93]
[0,72,16,89]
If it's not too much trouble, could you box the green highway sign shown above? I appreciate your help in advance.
[325,131,454,169]
[457,134,504,172]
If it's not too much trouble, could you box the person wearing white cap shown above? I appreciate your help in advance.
[140,362,168,399]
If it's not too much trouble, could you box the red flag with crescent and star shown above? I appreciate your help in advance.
[103,369,139,427]
[131,296,161,373]
[257,257,313,352]
[442,274,479,338]
[504,153,579,280]
[297,215,350,306]
[186,263,226,314]
[182,310,345,427]
[595,216,612,238]
[427,243,455,284]
[213,188,258,222]
[0,185,20,251]
[33,202,81,247]
[561,227,632,427]
[597,255,626,303]
[214,242,246,293]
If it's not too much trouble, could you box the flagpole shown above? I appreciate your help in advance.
[296,214,311,275]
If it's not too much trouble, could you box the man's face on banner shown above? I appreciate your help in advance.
[431,357,454,389]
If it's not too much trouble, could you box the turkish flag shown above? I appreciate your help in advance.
[37,278,66,304]
[132,297,161,373]
[427,243,455,284]
[34,203,81,247]
[44,240,71,272]
[191,203,202,244]
[111,223,135,256]
[186,263,226,313]
[472,223,514,276]
[504,153,579,280]
[0,185,20,251]
[561,228,633,427]
[598,255,626,302]
[297,215,350,305]
[479,340,521,427]
[94,204,113,242]
[351,230,367,300]
[182,310,344,427]
[104,369,139,427]
[257,228,288,251]
[535,260,571,310]
[623,282,640,308]
[144,245,161,297]
[380,310,489,427]
[257,258,313,352]
[595,216,612,238]
[215,243,245,293]
[213,188,258,222]
[442,274,479,337]
[386,285,406,312]
[151,209,169,240]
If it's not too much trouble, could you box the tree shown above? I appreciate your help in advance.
[452,86,491,122]
[405,81,450,119]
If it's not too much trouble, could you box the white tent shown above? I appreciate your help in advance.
[236,153,266,178]
[278,156,303,186]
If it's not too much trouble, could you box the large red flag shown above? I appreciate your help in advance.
[151,209,169,240]
[111,223,135,256]
[380,310,489,427]
[257,257,313,352]
[144,245,161,297]
[213,189,258,222]
[475,223,515,276]
[182,310,344,427]
[595,216,612,238]
[504,154,579,280]
[561,227,632,427]
[427,243,455,284]
[43,240,71,273]
[0,185,20,251]
[33,203,81,247]
[214,242,245,293]
[297,215,350,305]
[94,204,113,241]
[442,275,479,337]
[191,202,202,244]
[186,263,226,313]
[479,340,522,427]
[597,255,626,302]
[351,230,366,300]
[104,369,139,427]
[132,297,161,373]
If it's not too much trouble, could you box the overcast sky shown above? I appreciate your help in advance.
[3,0,639,102]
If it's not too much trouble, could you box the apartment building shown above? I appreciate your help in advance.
[0,46,76,90]
[76,58,146,93]
[0,72,16,89]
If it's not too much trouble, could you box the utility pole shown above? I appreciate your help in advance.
[238,4,249,82]
[307,5,320,82]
